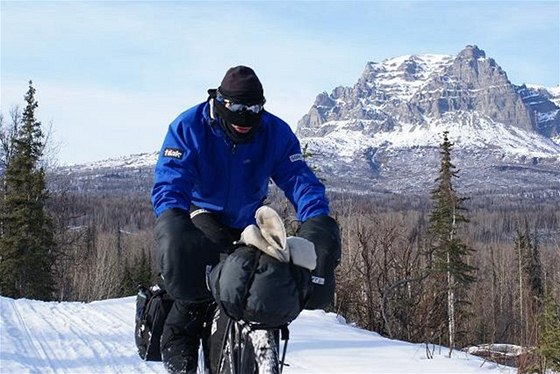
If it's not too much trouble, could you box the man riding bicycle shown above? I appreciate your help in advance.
[151,66,340,374]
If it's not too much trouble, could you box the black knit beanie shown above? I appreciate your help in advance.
[218,66,265,105]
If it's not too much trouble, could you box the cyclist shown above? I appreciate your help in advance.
[152,66,340,374]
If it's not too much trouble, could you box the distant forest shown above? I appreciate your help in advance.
[46,182,560,353]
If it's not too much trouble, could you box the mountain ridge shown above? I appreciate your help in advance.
[297,45,559,143]
[57,45,560,197]
[293,45,559,194]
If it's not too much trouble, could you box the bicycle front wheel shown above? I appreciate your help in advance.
[219,321,280,374]
[249,329,280,374]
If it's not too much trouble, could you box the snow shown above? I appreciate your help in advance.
[549,88,560,107]
[537,109,559,123]
[525,84,560,106]
[548,85,560,98]
[465,344,525,358]
[371,54,454,101]
[526,84,560,96]
[0,296,514,373]
[61,152,159,171]
[309,111,560,161]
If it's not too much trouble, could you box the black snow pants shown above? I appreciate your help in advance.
[157,206,241,374]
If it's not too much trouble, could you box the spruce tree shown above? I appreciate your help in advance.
[0,81,56,300]
[302,142,324,181]
[428,131,476,356]
[537,293,560,372]
[515,223,545,345]
[122,250,152,296]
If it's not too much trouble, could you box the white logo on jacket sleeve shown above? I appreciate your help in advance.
[163,148,183,159]
[289,153,303,162]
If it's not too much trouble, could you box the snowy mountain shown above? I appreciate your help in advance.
[0,296,513,373]
[57,45,560,197]
[54,152,158,194]
[297,45,560,195]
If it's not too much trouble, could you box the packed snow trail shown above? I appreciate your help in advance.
[1,296,163,373]
[0,296,514,373]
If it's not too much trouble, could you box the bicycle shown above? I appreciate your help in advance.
[204,206,314,373]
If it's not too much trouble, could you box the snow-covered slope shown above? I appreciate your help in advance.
[362,54,454,102]
[0,296,511,373]
[550,86,560,107]
[304,112,559,160]
[59,152,159,172]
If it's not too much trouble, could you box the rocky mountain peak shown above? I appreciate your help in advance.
[294,45,559,195]
[457,44,486,60]
[395,56,426,81]
[297,45,558,138]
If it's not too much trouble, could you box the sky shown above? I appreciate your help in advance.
[1,1,559,165]
[0,295,514,373]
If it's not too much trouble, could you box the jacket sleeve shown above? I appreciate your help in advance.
[151,115,198,217]
[271,126,330,222]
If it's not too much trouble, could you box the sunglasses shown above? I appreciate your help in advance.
[216,95,264,114]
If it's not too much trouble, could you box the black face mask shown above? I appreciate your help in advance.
[216,117,258,144]
[208,90,263,144]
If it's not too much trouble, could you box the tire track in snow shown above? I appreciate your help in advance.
[46,301,131,371]
[46,300,161,374]
[9,300,57,373]
[4,298,161,374]
[12,300,102,373]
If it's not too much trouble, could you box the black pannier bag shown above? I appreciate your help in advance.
[209,245,312,329]
[134,285,174,361]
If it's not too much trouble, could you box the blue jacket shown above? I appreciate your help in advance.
[151,102,329,229]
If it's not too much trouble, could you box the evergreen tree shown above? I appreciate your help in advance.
[515,223,545,345]
[0,81,56,300]
[527,228,544,308]
[122,250,152,296]
[302,142,325,182]
[537,293,560,372]
[515,228,530,344]
[428,131,476,355]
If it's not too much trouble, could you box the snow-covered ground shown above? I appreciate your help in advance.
[0,296,515,373]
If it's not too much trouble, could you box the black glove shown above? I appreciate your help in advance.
[155,208,220,302]
[297,215,341,309]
